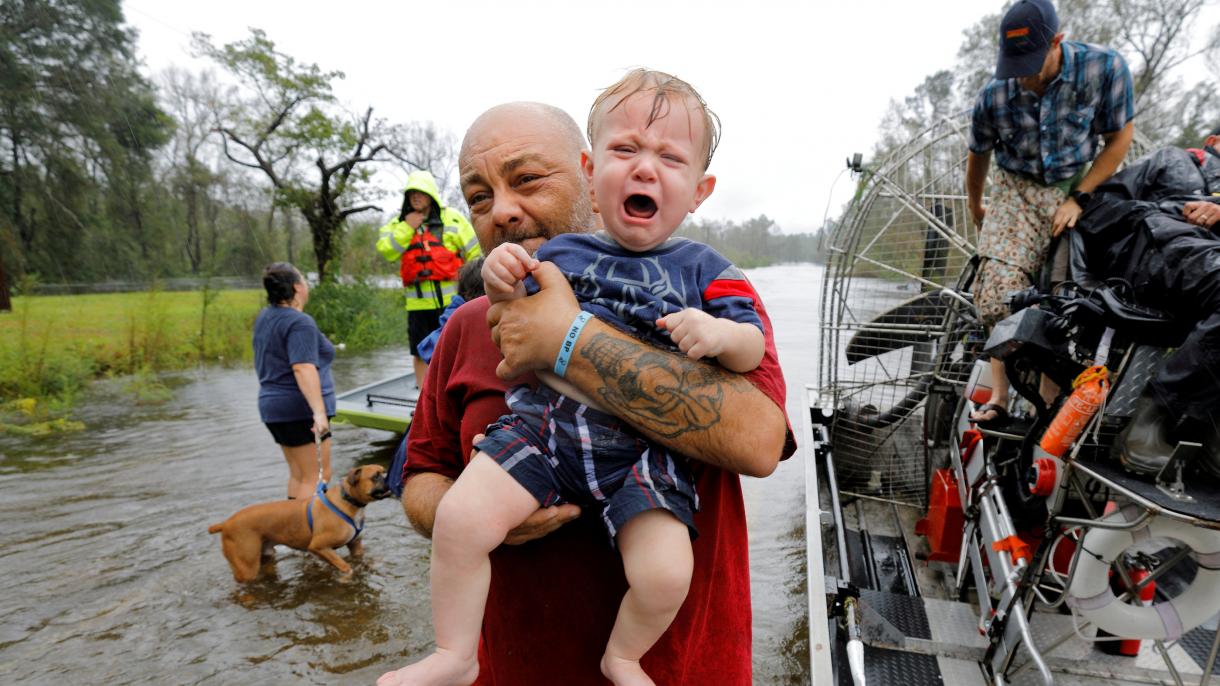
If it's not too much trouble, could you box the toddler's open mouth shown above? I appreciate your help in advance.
[624,194,658,219]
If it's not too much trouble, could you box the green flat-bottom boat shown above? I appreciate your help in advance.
[334,372,418,433]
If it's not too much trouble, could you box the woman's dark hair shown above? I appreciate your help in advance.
[457,257,486,301]
[1210,124,1220,137]
[398,190,442,226]
[263,262,301,305]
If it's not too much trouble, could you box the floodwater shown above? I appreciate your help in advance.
[0,263,823,685]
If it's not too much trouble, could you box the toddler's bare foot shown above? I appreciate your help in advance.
[376,649,478,686]
[600,654,655,686]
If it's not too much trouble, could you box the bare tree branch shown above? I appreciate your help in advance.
[339,204,380,219]
[255,94,306,150]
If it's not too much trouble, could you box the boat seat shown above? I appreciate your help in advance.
[1073,447,1220,526]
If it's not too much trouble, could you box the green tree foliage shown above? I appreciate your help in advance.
[677,215,823,268]
[1,11,463,289]
[0,0,172,285]
[159,67,231,275]
[194,29,447,282]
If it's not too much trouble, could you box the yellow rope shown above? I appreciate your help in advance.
[1072,365,1109,389]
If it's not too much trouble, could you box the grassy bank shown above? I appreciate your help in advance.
[0,283,408,430]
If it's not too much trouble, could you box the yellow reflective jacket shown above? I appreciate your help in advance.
[376,171,481,311]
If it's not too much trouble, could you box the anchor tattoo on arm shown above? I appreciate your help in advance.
[580,332,751,439]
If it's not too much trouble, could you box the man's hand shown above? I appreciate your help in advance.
[503,503,582,545]
[404,211,425,229]
[657,308,728,360]
[487,261,581,380]
[1052,197,1083,237]
[1184,200,1220,229]
[482,243,537,303]
[970,199,986,228]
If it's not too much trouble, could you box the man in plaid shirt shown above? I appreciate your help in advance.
[966,0,1135,426]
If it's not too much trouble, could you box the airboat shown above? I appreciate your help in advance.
[334,372,417,433]
[806,113,1220,685]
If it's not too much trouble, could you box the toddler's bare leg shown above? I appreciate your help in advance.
[377,453,540,686]
[601,509,693,686]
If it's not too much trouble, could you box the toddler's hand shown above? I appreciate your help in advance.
[482,243,539,301]
[656,308,728,360]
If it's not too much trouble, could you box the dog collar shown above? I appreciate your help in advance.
[306,483,364,545]
[340,486,365,509]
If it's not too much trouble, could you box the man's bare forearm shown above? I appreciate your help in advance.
[1079,121,1134,193]
[486,265,786,476]
[564,321,784,477]
[401,471,454,539]
[966,150,990,212]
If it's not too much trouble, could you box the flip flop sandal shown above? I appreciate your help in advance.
[969,402,1011,429]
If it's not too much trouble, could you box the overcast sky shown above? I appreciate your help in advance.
[122,0,1217,235]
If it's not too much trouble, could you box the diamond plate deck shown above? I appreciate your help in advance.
[1105,346,1169,419]
[1177,621,1220,672]
[818,449,1220,685]
[857,592,1219,684]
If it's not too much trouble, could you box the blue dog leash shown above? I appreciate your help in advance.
[304,427,361,545]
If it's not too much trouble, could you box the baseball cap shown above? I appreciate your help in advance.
[996,0,1060,79]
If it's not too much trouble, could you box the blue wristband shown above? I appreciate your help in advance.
[553,311,593,378]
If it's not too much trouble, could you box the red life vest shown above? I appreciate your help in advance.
[400,221,463,286]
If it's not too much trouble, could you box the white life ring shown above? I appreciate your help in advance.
[1066,505,1220,640]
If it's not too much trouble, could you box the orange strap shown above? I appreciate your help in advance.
[992,535,1032,564]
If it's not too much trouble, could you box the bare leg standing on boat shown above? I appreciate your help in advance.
[413,356,428,390]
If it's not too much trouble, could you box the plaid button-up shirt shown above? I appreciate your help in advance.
[968,40,1134,185]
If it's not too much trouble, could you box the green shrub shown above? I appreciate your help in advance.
[307,280,407,351]
[0,282,402,410]
[0,289,263,406]
[0,397,85,436]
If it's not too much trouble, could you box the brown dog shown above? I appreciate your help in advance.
[208,464,392,582]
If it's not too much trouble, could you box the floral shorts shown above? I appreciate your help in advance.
[974,168,1066,327]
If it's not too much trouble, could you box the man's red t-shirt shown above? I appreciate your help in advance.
[405,294,795,685]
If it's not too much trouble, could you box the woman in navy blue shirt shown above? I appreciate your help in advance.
[253,263,336,499]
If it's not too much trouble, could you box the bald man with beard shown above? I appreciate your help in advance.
[386,102,794,685]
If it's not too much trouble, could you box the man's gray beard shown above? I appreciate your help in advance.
[563,191,597,234]
[508,192,597,245]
